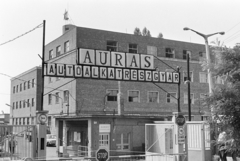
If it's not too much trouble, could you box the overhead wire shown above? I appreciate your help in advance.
[0,23,43,46]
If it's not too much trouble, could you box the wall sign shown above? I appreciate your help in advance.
[44,48,180,84]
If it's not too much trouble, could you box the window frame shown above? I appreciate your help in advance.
[28,80,31,89]
[56,45,61,57]
[129,44,138,53]
[64,41,70,53]
[183,71,193,82]
[32,79,35,88]
[106,89,118,102]
[183,50,192,60]
[166,92,177,104]
[55,92,60,104]
[99,134,110,147]
[49,50,53,59]
[128,90,140,103]
[116,133,130,151]
[63,90,69,103]
[183,93,195,104]
[199,72,208,83]
[48,94,52,105]
[165,48,175,58]
[148,91,159,103]
[106,41,118,51]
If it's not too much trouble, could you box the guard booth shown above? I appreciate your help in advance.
[145,113,211,161]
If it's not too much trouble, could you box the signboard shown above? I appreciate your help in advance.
[44,48,180,84]
[178,126,185,144]
[99,124,110,133]
[175,114,186,126]
[96,148,109,161]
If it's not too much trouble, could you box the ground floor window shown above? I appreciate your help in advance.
[116,133,130,150]
[99,134,109,147]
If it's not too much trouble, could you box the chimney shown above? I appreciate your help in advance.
[62,24,76,34]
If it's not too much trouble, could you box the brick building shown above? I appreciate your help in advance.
[10,66,42,125]
[42,24,219,156]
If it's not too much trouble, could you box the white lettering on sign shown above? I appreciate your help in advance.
[98,153,108,159]
[176,118,185,123]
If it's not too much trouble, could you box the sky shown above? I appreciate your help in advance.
[1,0,240,113]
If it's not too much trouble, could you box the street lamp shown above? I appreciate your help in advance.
[183,27,225,94]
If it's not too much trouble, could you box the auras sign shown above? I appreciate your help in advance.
[44,48,180,84]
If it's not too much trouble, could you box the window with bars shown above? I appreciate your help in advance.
[183,50,191,60]
[148,91,159,103]
[107,41,117,51]
[166,93,177,104]
[128,91,140,102]
[99,134,109,147]
[129,44,138,53]
[199,72,208,83]
[107,90,118,101]
[64,41,70,53]
[183,71,193,82]
[184,93,194,104]
[116,133,130,150]
[64,90,69,103]
[165,48,175,58]
[147,46,157,56]
[56,45,61,57]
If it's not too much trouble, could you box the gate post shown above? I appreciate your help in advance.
[36,111,48,159]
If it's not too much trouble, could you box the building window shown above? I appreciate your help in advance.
[199,52,206,61]
[128,91,140,102]
[48,116,52,127]
[55,92,60,104]
[183,71,193,82]
[184,93,194,104]
[20,84,22,92]
[63,90,69,103]
[107,41,117,51]
[56,45,61,57]
[148,91,159,103]
[116,133,130,150]
[199,72,208,83]
[19,101,22,108]
[32,98,35,107]
[27,99,30,107]
[165,48,175,58]
[147,46,157,56]
[16,85,18,93]
[214,76,224,84]
[49,50,53,59]
[28,80,31,89]
[23,100,25,108]
[16,101,18,109]
[166,93,177,104]
[13,102,15,109]
[129,44,138,53]
[183,50,191,60]
[23,118,25,125]
[48,94,52,105]
[24,82,26,90]
[64,41,70,53]
[107,90,118,101]
[99,134,109,147]
[19,118,21,125]
[32,79,35,88]
[27,118,29,125]
[13,86,15,94]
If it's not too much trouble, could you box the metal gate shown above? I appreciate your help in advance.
[0,125,37,160]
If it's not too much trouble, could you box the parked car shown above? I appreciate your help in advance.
[46,134,56,147]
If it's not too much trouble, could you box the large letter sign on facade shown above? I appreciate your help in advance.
[44,48,180,84]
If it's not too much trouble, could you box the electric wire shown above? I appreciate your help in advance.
[0,23,43,46]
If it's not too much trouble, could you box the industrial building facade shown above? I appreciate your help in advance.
[41,24,221,156]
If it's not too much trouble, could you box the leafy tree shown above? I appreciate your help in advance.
[204,45,240,153]
[158,33,163,38]
[142,27,151,37]
[133,27,142,36]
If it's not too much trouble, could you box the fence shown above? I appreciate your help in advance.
[0,125,36,160]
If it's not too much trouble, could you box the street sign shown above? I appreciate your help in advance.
[96,148,109,161]
[175,114,186,126]
[178,126,185,144]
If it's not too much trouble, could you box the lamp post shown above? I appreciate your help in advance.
[183,27,225,94]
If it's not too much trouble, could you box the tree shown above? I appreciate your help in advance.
[158,33,163,38]
[204,45,240,153]
[142,27,151,37]
[133,27,142,36]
